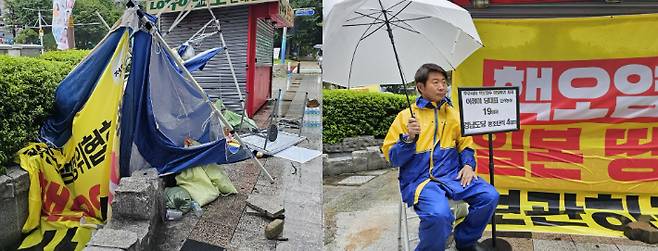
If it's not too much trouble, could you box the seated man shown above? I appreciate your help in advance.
[382,63,499,251]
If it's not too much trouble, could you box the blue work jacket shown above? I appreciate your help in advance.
[382,96,476,206]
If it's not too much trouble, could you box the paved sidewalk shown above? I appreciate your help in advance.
[324,169,658,251]
[156,63,323,250]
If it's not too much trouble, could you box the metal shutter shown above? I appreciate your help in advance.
[160,6,249,113]
[255,18,274,66]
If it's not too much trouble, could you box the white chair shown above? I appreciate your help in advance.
[399,197,469,251]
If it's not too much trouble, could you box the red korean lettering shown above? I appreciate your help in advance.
[476,149,525,176]
[605,127,658,156]
[528,128,582,180]
[43,182,70,215]
[608,158,658,182]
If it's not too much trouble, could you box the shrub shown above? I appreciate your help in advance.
[39,50,91,67]
[323,89,414,144]
[0,55,71,169]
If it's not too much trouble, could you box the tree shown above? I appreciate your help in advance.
[4,0,122,50]
[72,0,123,49]
[4,0,51,30]
[285,0,322,59]
[15,28,39,44]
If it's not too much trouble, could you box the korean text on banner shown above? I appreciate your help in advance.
[452,13,658,237]
[17,29,129,250]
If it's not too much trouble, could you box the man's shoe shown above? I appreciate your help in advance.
[456,242,492,251]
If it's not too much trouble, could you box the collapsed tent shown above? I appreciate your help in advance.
[120,29,248,176]
[15,5,256,250]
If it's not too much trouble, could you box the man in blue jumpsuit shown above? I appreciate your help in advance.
[382,63,499,251]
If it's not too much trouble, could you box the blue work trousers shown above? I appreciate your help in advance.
[413,178,499,250]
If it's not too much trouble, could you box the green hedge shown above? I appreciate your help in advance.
[39,50,91,67]
[323,89,413,144]
[0,55,76,171]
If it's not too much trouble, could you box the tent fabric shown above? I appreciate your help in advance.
[119,30,151,177]
[183,47,224,73]
[120,31,249,176]
[40,27,128,147]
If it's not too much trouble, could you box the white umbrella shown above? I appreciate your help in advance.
[323,0,482,97]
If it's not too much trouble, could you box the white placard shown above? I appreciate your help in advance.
[458,87,520,136]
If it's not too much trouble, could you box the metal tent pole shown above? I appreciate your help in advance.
[153,31,275,183]
[207,9,248,130]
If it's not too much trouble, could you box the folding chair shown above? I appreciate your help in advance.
[398,197,469,251]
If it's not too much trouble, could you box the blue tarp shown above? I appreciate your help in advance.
[183,47,224,73]
[40,27,128,147]
[120,31,247,176]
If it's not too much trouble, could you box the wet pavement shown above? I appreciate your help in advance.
[323,169,658,251]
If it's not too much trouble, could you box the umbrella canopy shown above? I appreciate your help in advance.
[322,0,482,88]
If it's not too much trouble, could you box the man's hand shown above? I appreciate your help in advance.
[456,165,478,187]
[407,117,420,141]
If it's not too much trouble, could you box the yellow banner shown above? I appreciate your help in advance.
[486,189,658,237]
[453,14,658,236]
[17,30,129,250]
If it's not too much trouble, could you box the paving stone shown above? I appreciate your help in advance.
[617,245,658,251]
[498,237,533,251]
[84,246,124,251]
[575,242,619,251]
[87,229,139,250]
[246,194,285,220]
[532,232,574,241]
[105,220,152,250]
[570,235,624,245]
[336,175,376,186]
[360,170,390,176]
[533,239,577,251]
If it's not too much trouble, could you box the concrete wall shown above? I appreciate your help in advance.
[0,166,29,251]
[323,135,384,154]
[323,146,392,177]
[0,44,42,57]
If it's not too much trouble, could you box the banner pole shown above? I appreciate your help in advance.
[489,133,497,248]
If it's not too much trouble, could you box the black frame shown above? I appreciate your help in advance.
[457,86,521,136]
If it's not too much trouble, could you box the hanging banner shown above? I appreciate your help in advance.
[17,29,129,250]
[52,0,76,50]
[453,13,658,237]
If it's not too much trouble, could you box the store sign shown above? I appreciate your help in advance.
[294,7,315,16]
[145,0,277,14]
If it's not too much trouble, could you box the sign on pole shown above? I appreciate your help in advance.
[457,86,520,250]
[294,8,315,16]
[457,86,520,136]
